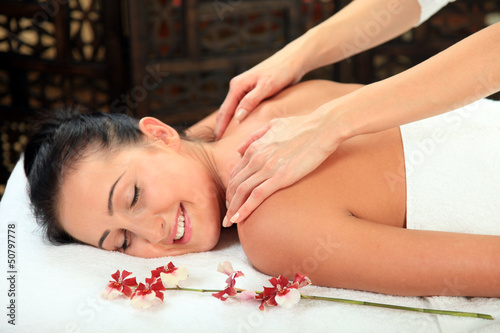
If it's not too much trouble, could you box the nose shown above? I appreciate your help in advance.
[128,214,165,244]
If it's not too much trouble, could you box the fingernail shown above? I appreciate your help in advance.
[230,212,239,223]
[222,216,233,228]
[235,109,248,122]
[225,200,229,209]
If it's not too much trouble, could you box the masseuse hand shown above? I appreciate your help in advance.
[223,105,345,227]
[214,46,306,139]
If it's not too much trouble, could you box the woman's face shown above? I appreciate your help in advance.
[58,119,222,258]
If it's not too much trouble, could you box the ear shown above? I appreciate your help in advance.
[138,117,181,151]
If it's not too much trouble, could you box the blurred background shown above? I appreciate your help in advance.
[1,0,500,199]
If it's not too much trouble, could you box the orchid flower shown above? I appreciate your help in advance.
[98,265,493,319]
[130,277,167,309]
[255,274,311,311]
[100,270,138,300]
[152,262,189,288]
[212,261,245,301]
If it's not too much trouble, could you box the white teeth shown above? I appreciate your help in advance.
[174,208,185,240]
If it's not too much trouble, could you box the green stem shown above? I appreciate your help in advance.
[300,294,494,320]
[165,287,493,320]
[166,287,222,293]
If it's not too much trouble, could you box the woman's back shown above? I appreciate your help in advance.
[219,80,406,229]
[215,81,405,286]
[224,81,500,297]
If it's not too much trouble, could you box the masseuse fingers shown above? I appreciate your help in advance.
[214,106,235,141]
[225,142,286,226]
[233,81,271,122]
[225,151,257,207]
[215,71,285,140]
[215,76,250,139]
[226,167,268,221]
[225,124,272,202]
[225,175,281,227]
[214,70,259,140]
[237,123,272,156]
[227,119,282,203]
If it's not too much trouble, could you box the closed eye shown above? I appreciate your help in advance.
[131,185,141,208]
[122,230,128,251]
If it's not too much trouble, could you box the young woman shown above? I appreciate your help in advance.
[24,80,500,297]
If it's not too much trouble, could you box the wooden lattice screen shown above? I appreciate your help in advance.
[0,0,127,117]
[0,0,128,196]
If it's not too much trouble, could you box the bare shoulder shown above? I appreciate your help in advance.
[267,80,363,111]
[236,176,350,280]
[185,80,363,137]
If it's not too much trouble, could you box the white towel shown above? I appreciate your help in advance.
[415,0,456,26]
[1,157,499,332]
[402,99,500,236]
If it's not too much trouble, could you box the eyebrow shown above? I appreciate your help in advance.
[98,230,110,249]
[108,171,125,216]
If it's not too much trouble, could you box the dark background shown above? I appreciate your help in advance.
[1,0,499,199]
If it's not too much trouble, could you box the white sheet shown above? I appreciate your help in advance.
[1,159,499,332]
[402,99,500,235]
[415,0,456,26]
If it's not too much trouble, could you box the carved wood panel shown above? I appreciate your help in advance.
[0,0,127,118]
[0,0,128,197]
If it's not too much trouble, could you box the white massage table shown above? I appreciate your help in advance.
[1,159,499,332]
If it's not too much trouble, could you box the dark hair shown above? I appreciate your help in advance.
[24,108,145,245]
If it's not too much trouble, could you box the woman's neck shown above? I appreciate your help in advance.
[179,138,242,212]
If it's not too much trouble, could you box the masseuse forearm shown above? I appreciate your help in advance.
[335,22,500,140]
[295,0,421,75]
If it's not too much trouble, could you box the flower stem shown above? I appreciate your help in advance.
[299,294,494,320]
[165,286,492,320]
[166,287,222,293]
[166,287,256,293]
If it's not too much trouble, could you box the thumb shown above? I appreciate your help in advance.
[234,85,269,122]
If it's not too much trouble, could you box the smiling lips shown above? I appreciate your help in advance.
[174,207,185,240]
[172,204,192,245]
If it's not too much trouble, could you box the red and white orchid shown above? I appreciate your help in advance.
[212,261,245,301]
[152,262,189,288]
[100,270,138,300]
[255,274,311,311]
[130,277,167,309]
[97,263,486,320]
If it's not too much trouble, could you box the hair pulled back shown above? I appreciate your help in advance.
[24,109,144,245]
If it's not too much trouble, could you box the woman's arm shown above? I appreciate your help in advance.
[297,0,422,75]
[240,210,500,297]
[334,22,500,141]
[215,0,424,137]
